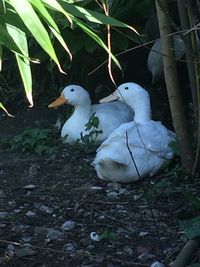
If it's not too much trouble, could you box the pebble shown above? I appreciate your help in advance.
[61,220,76,231]
[150,261,165,267]
[139,231,149,237]
[39,205,54,214]
[106,192,119,199]
[123,245,133,255]
[35,227,63,240]
[0,211,8,219]
[90,232,101,241]
[26,211,36,217]
[63,243,76,253]
[46,229,63,240]
[119,188,129,195]
[138,252,155,261]
[23,184,37,190]
[15,246,36,257]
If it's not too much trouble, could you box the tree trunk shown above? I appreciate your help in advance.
[155,0,194,172]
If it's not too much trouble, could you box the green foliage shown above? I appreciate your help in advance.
[100,229,117,242]
[180,216,200,240]
[180,192,200,240]
[169,140,179,155]
[184,192,200,209]
[80,112,103,144]
[0,0,142,111]
[8,127,58,155]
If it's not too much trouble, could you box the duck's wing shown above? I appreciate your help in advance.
[129,121,176,160]
[92,101,134,122]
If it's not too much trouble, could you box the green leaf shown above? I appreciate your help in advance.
[5,20,33,106]
[0,43,2,71]
[184,191,200,209]
[16,54,33,106]
[8,0,65,73]
[43,0,127,70]
[0,17,25,55]
[59,0,139,33]
[0,102,14,116]
[74,17,122,70]
[180,216,200,239]
[0,0,6,13]
[29,0,72,60]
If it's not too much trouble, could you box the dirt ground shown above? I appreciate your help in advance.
[0,106,199,267]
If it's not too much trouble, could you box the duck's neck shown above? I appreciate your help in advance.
[71,103,91,122]
[127,94,151,123]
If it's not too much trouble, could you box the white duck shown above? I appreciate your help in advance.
[48,84,134,144]
[93,82,176,183]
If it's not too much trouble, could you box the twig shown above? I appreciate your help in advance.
[92,207,133,233]
[102,1,116,86]
[88,29,200,76]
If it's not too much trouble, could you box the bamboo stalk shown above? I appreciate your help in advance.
[155,0,194,171]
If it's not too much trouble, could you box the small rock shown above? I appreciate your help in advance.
[150,261,165,267]
[107,192,119,199]
[7,244,15,251]
[28,164,40,177]
[0,223,6,228]
[119,188,129,195]
[90,186,103,190]
[46,229,63,240]
[13,209,21,214]
[35,227,63,240]
[123,246,133,255]
[39,205,54,214]
[90,232,101,241]
[138,252,155,261]
[63,243,76,253]
[139,231,148,237]
[61,220,76,231]
[23,184,37,190]
[134,194,141,201]
[15,246,36,257]
[21,236,32,242]
[107,182,122,190]
[12,224,29,233]
[26,211,36,217]
[0,211,8,219]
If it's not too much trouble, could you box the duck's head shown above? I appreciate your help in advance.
[48,85,91,108]
[100,82,149,106]
[100,82,151,121]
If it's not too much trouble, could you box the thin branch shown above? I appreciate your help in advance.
[102,1,116,86]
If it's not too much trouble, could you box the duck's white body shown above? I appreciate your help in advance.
[49,85,134,144]
[93,82,176,183]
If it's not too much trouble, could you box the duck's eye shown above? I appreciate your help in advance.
[124,87,129,90]
[70,88,74,92]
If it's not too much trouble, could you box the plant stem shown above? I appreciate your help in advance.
[155,0,194,172]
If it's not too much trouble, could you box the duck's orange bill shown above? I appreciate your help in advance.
[99,91,118,103]
[48,95,67,108]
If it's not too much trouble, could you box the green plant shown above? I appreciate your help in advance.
[0,0,139,111]
[63,113,102,154]
[80,112,103,143]
[9,127,59,155]
[180,192,200,240]
[100,229,117,242]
